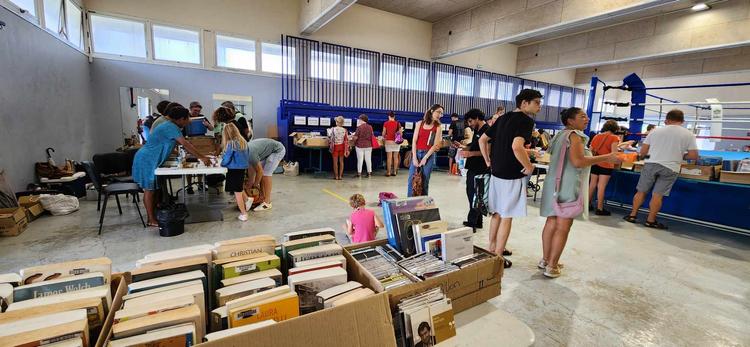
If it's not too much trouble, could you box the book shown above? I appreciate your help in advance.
[138,245,213,267]
[281,234,336,263]
[127,270,206,294]
[382,197,438,255]
[13,271,105,302]
[220,268,282,287]
[0,294,105,330]
[204,320,276,341]
[215,286,292,330]
[429,299,456,343]
[210,305,229,332]
[413,220,448,253]
[407,305,435,347]
[130,256,211,310]
[112,304,202,341]
[325,287,374,308]
[0,283,12,312]
[115,295,195,323]
[288,244,343,266]
[282,228,336,242]
[20,257,112,285]
[215,277,276,306]
[213,235,276,260]
[291,255,346,269]
[288,260,344,276]
[228,291,299,328]
[0,273,21,287]
[394,208,441,257]
[440,227,473,262]
[287,267,347,314]
[315,281,362,311]
[7,285,112,326]
[123,281,205,337]
[221,255,280,279]
[211,252,270,291]
[0,308,89,347]
[46,339,83,347]
[425,239,442,259]
[122,280,202,303]
[109,323,195,347]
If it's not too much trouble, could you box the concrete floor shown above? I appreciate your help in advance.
[1,172,748,346]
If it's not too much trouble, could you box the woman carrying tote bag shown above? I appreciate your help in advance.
[538,107,618,279]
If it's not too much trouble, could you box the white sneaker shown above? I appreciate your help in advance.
[253,202,272,212]
[245,197,254,212]
[238,214,248,222]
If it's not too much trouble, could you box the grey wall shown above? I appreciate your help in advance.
[0,7,96,191]
[90,60,283,152]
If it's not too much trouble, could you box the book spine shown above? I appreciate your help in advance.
[13,277,105,302]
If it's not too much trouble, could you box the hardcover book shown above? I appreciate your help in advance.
[108,323,195,347]
[440,227,473,262]
[287,267,347,315]
[13,272,105,302]
[20,257,112,285]
[228,291,299,328]
[221,255,281,279]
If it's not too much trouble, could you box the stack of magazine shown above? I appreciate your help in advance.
[393,287,457,347]
[349,244,413,290]
[397,253,460,280]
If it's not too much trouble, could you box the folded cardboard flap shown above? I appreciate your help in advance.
[96,272,130,347]
[199,292,396,347]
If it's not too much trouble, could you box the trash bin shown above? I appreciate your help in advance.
[156,203,189,237]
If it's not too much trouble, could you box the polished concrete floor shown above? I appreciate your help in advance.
[1,172,748,346]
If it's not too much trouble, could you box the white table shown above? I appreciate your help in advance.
[155,166,227,223]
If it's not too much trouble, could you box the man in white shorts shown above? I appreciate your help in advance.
[247,138,286,211]
[624,109,698,229]
[479,89,541,268]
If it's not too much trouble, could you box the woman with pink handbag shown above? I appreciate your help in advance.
[539,107,619,278]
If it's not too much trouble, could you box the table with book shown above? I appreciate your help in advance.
[154,163,227,224]
[0,196,536,347]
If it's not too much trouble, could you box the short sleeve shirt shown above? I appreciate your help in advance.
[644,125,698,172]
[464,124,489,174]
[484,111,535,179]
[449,121,465,142]
[590,133,619,169]
[247,138,285,165]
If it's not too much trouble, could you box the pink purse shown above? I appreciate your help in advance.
[552,130,584,218]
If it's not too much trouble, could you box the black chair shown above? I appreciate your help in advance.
[82,161,145,235]
[93,150,138,184]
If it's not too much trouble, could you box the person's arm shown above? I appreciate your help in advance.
[202,118,214,131]
[346,219,353,237]
[411,122,421,166]
[684,149,699,161]
[382,124,389,139]
[639,143,650,160]
[252,162,263,187]
[568,134,618,168]
[374,213,385,229]
[610,138,620,154]
[175,137,210,166]
[479,134,492,168]
[512,137,534,175]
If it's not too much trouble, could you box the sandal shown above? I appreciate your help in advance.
[146,222,159,228]
[623,215,637,223]
[644,220,668,230]
[503,258,512,269]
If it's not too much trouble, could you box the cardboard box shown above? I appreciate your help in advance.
[719,171,750,185]
[199,292,396,347]
[18,195,40,208]
[187,136,219,156]
[24,203,45,221]
[679,164,721,181]
[302,137,329,148]
[96,272,130,347]
[0,207,28,237]
[345,239,503,314]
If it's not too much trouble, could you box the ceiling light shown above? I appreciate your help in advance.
[691,3,710,11]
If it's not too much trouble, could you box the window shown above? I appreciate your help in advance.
[406,66,428,91]
[498,81,513,100]
[379,62,404,89]
[479,78,496,99]
[344,56,370,84]
[456,75,474,96]
[137,96,150,118]
[216,34,255,70]
[261,43,295,74]
[90,14,147,58]
[65,0,82,48]
[548,88,561,107]
[43,0,62,33]
[561,90,573,107]
[435,71,454,94]
[311,50,340,80]
[9,0,36,16]
[152,25,201,64]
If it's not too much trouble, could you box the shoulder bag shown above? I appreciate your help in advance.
[552,130,584,219]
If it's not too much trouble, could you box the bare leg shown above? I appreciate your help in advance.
[542,216,556,263]
[494,217,513,255]
[488,213,501,253]
[338,157,344,179]
[396,152,400,175]
[386,152,392,175]
[588,174,599,207]
[629,191,647,217]
[235,192,247,216]
[597,175,611,210]
[261,176,273,203]
[143,190,157,225]
[647,193,664,223]
[332,155,339,179]
[549,218,575,267]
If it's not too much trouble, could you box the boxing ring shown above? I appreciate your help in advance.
[585,73,750,234]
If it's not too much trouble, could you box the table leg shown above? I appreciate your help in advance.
[533,171,541,202]
[182,174,186,204]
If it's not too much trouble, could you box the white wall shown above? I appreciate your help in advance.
[436,44,518,75]
[522,69,576,87]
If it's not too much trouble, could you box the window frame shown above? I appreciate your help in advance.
[261,41,294,75]
[150,21,203,66]
[214,31,258,72]
[88,11,149,61]
[2,0,38,21]
[0,0,88,54]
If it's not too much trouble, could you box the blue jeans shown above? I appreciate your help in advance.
[407,150,435,197]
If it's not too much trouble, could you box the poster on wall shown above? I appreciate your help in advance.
[344,118,353,127]
[294,115,306,125]
[308,117,320,126]
[320,118,331,126]
[405,122,414,130]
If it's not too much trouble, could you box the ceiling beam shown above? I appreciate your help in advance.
[299,0,357,35]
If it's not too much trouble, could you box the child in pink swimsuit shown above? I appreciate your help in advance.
[345,194,384,243]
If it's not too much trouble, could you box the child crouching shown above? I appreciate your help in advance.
[345,194,384,243]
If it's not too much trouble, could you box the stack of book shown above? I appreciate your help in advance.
[393,288,456,347]
[314,281,374,310]
[211,286,299,333]
[398,253,460,280]
[349,245,412,290]
[0,258,113,346]
[414,225,474,263]
[382,197,441,257]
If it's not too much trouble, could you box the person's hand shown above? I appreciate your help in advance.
[606,152,621,164]
[202,119,210,127]
[419,158,428,167]
[413,157,421,167]
[199,156,211,167]
[484,158,491,168]
[522,165,534,176]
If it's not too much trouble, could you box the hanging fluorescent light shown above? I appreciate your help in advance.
[691,3,710,11]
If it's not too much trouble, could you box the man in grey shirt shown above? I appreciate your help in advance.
[247,138,286,211]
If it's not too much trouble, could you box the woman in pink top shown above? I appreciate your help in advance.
[345,194,384,243]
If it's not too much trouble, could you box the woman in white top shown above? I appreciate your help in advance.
[328,116,349,180]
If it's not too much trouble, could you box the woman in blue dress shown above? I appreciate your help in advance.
[132,106,210,226]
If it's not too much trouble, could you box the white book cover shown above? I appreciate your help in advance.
[440,227,474,262]
[287,267,347,314]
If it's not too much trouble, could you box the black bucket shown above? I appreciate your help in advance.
[156,203,189,237]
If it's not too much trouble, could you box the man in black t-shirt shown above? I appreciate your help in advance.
[479,89,542,268]
[447,113,464,174]
[462,109,489,231]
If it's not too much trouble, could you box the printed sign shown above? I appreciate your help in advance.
[343,118,353,127]
[293,116,306,125]
[320,118,331,126]
[405,122,414,130]
[308,117,320,126]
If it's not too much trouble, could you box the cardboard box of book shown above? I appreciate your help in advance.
[0,207,28,237]
[719,171,750,185]
[344,239,503,314]
[679,164,721,181]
